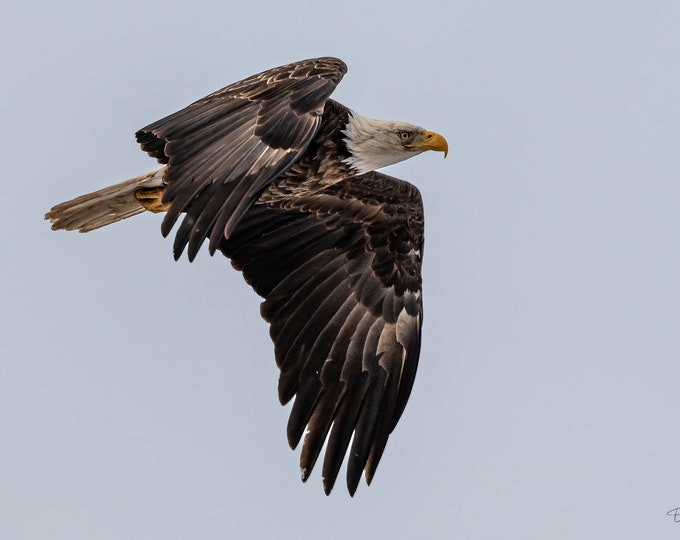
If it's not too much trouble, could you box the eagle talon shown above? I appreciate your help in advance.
[135,187,169,213]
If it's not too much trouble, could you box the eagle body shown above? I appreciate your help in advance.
[46,57,447,495]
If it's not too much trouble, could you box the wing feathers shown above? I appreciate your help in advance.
[299,380,344,482]
[348,387,386,493]
[321,373,368,495]
[137,57,345,258]
[219,172,424,494]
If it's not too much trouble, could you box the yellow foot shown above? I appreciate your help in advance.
[135,187,169,213]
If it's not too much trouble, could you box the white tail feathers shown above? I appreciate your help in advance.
[45,167,166,233]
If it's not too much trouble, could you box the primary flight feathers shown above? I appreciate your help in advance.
[46,57,447,495]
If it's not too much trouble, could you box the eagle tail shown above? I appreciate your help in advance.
[45,166,166,233]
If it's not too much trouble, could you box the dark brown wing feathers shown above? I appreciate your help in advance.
[220,173,424,495]
[135,57,347,260]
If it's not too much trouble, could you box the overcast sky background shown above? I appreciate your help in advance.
[2,1,679,539]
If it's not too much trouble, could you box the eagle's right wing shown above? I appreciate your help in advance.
[135,57,347,260]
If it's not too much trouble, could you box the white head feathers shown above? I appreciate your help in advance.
[341,112,429,174]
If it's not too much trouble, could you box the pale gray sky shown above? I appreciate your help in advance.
[2,1,679,539]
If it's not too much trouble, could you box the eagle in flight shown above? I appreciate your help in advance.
[46,57,448,495]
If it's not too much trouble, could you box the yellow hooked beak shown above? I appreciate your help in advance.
[408,131,449,158]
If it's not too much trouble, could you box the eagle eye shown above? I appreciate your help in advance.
[398,131,412,141]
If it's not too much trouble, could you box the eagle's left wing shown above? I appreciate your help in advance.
[220,171,424,495]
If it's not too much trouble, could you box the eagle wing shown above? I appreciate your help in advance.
[220,172,424,495]
[135,57,347,260]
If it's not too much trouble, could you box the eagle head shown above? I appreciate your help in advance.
[342,111,448,174]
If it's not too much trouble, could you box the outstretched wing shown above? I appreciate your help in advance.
[221,172,424,495]
[135,57,347,261]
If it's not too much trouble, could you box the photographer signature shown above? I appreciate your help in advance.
[668,508,680,523]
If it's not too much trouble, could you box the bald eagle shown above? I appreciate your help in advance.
[46,57,448,495]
